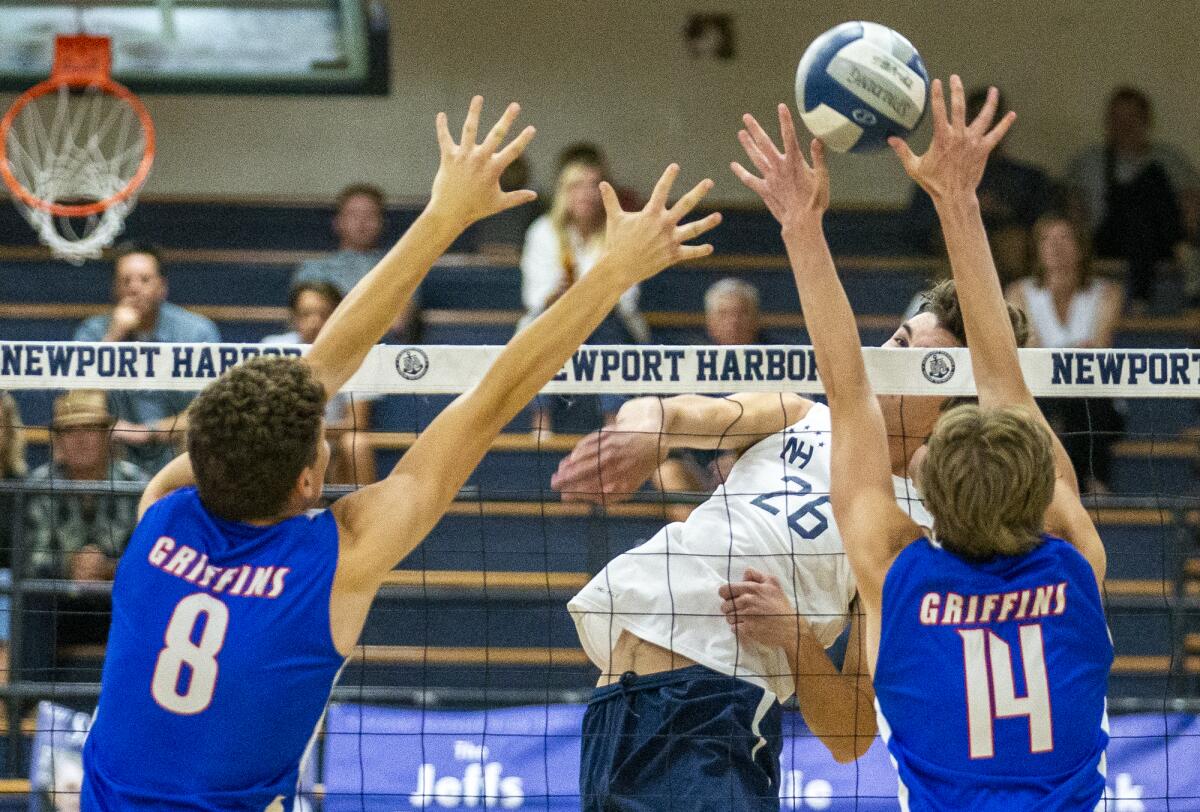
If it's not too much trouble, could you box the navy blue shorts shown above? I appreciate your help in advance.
[580,665,782,811]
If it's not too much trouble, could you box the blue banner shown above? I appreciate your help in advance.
[322,703,1200,811]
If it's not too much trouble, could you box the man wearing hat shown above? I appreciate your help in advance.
[21,392,148,676]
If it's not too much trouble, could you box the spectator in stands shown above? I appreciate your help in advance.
[654,279,767,518]
[1067,87,1200,311]
[556,142,642,210]
[262,281,377,485]
[73,243,221,474]
[1006,215,1125,493]
[292,183,388,296]
[22,391,147,676]
[520,159,647,432]
[904,87,1055,281]
[704,277,763,345]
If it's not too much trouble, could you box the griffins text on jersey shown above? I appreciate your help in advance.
[919,582,1067,626]
[147,537,289,598]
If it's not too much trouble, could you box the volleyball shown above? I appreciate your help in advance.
[795,21,929,153]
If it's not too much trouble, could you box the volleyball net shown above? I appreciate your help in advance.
[2,340,1198,809]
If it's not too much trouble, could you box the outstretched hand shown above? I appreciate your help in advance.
[889,75,1016,202]
[428,96,538,228]
[551,424,662,504]
[598,165,722,287]
[731,104,829,230]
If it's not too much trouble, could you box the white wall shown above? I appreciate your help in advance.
[3,0,1197,205]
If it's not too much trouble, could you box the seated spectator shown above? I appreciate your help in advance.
[521,159,647,432]
[22,391,147,675]
[704,278,763,345]
[904,87,1055,281]
[1007,215,1125,493]
[1067,87,1200,310]
[263,282,377,485]
[655,279,769,518]
[292,183,388,296]
[73,243,220,474]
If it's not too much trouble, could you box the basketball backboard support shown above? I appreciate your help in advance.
[0,0,388,94]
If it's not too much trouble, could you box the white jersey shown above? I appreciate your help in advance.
[568,402,932,702]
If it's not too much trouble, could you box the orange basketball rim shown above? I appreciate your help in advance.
[0,35,156,218]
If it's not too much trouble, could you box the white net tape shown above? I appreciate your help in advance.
[0,342,1197,398]
[4,86,147,264]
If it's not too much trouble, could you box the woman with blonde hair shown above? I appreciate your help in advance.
[0,391,28,680]
[1006,214,1125,492]
[520,158,648,430]
[0,392,28,483]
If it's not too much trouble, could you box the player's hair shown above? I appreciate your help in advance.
[187,357,326,521]
[335,183,385,213]
[288,280,343,312]
[917,278,1029,348]
[921,404,1056,559]
[112,241,164,275]
[704,278,760,313]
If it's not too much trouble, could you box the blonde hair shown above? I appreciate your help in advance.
[549,161,606,285]
[921,404,1055,559]
[0,392,28,479]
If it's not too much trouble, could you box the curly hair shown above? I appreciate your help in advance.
[187,357,325,521]
[922,404,1056,560]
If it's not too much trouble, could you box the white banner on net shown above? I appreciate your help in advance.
[0,341,1198,397]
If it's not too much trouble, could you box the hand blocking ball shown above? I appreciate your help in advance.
[796,21,929,153]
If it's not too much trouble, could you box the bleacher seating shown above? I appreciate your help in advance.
[0,196,1197,785]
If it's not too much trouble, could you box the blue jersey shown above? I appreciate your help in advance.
[82,487,345,811]
[874,536,1112,811]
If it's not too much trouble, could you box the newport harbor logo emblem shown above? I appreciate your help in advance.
[921,350,955,384]
[395,347,429,380]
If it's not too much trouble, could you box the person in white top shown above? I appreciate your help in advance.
[1006,215,1125,492]
[521,160,650,433]
[553,283,1028,803]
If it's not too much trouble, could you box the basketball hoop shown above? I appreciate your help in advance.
[0,36,155,264]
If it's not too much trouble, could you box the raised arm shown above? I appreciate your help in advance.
[891,77,1105,585]
[551,392,812,503]
[331,166,721,596]
[305,97,537,399]
[732,106,918,609]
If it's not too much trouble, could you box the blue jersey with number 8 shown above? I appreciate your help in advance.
[873,535,1111,811]
[83,487,345,811]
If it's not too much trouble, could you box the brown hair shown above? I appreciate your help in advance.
[918,278,1029,349]
[0,392,28,479]
[922,405,1055,560]
[335,183,385,213]
[187,357,325,521]
[1031,214,1094,289]
[288,280,343,312]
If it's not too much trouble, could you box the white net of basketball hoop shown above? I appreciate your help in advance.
[0,36,154,265]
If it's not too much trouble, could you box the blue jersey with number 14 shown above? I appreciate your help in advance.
[82,487,346,811]
[873,535,1112,811]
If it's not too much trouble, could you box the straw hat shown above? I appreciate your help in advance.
[51,391,115,430]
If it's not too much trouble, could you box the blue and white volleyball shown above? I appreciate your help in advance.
[795,22,929,153]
